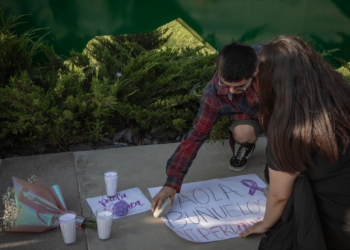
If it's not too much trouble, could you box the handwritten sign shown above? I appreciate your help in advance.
[87,187,151,219]
[148,174,266,242]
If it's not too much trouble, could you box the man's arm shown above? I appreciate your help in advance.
[151,93,221,212]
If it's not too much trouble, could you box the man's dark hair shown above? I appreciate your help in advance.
[217,42,257,82]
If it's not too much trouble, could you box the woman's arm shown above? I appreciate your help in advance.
[240,168,298,237]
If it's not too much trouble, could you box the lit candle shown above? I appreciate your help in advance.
[96,208,113,240]
[104,171,118,197]
[59,212,76,244]
[60,213,76,221]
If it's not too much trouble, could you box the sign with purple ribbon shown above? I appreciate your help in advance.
[241,179,264,196]
[148,174,267,243]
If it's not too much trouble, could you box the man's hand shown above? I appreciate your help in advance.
[151,186,176,212]
[239,222,269,238]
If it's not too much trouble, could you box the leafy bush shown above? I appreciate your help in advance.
[3,8,348,157]
[336,61,350,82]
[0,9,222,155]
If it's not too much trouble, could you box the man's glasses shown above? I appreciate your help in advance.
[218,78,253,93]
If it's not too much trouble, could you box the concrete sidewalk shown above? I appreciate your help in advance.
[0,137,267,250]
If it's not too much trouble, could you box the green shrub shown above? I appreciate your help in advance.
[0,9,223,155]
[336,61,350,82]
[112,47,216,138]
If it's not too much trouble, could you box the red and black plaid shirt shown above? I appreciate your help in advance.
[164,71,260,192]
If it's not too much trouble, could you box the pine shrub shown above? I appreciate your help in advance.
[0,9,237,156]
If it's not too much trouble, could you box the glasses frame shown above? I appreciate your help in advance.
[218,77,253,93]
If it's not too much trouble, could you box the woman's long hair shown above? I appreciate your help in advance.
[258,35,350,172]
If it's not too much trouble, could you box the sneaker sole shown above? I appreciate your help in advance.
[229,163,247,172]
[228,147,255,172]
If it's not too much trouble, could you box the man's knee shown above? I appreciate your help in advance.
[229,119,261,145]
[232,125,257,144]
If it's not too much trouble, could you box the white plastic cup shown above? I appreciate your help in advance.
[59,211,76,245]
[96,207,114,240]
[104,171,118,198]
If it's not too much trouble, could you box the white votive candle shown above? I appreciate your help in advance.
[104,171,118,197]
[96,208,114,240]
[59,211,76,245]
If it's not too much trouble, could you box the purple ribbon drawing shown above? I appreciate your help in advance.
[241,179,264,196]
[113,200,129,216]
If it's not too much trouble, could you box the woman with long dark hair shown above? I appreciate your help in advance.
[240,35,350,249]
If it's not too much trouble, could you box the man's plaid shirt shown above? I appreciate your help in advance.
[164,71,260,192]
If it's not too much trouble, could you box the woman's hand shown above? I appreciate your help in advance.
[239,222,269,238]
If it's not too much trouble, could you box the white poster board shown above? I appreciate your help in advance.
[87,187,151,219]
[148,174,266,243]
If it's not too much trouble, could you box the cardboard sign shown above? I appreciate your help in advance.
[87,187,151,219]
[148,174,266,242]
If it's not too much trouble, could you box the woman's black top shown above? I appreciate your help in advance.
[267,140,350,249]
